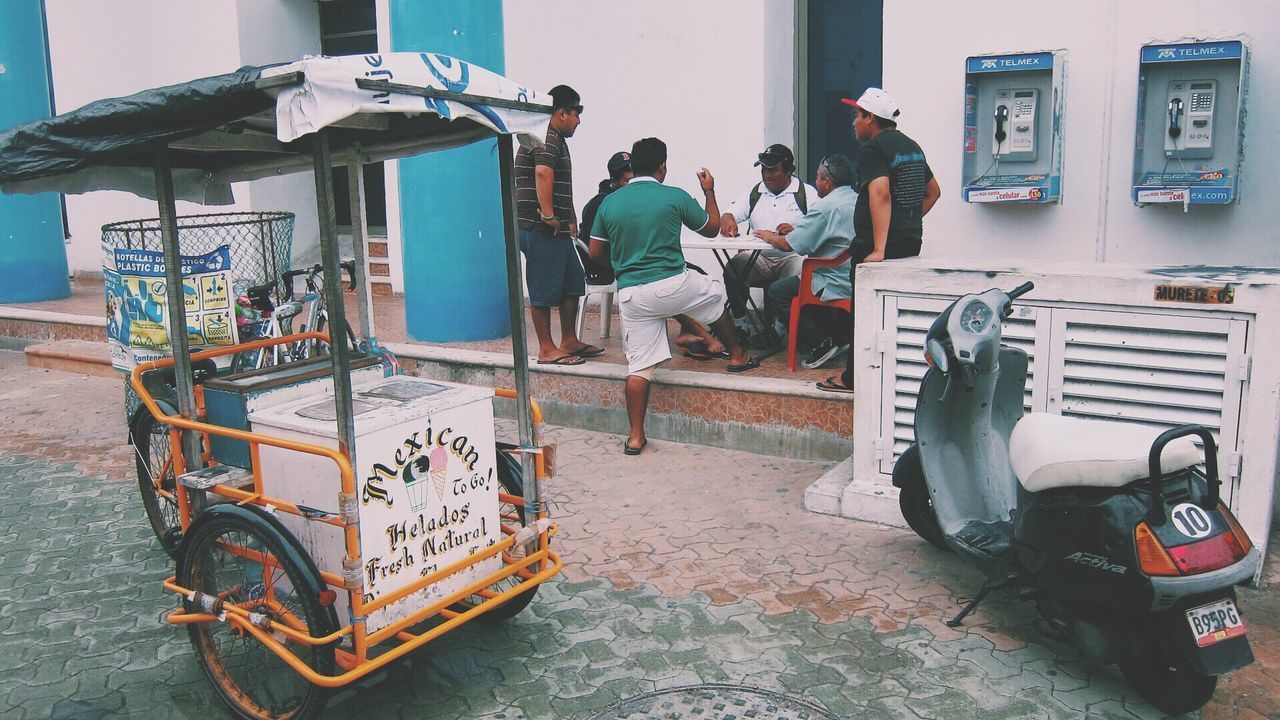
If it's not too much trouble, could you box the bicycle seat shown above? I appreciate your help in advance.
[274,301,304,320]
[1009,413,1202,492]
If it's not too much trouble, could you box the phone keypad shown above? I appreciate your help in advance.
[1191,93,1214,112]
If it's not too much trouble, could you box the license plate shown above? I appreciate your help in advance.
[1186,598,1247,648]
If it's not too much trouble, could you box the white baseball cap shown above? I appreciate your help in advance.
[841,88,901,120]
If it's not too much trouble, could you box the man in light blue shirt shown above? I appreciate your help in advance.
[754,154,858,369]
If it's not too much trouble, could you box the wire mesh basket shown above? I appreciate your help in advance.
[106,211,294,422]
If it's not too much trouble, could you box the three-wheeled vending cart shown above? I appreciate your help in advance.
[0,54,565,719]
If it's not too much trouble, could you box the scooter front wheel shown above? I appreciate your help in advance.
[1119,658,1217,715]
[893,445,949,551]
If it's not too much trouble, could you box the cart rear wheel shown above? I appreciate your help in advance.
[131,407,183,558]
[179,505,338,720]
[452,444,540,622]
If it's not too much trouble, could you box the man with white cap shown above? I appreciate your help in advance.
[817,87,941,394]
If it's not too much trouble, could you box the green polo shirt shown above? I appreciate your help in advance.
[589,177,710,290]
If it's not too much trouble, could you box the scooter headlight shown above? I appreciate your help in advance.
[958,300,993,334]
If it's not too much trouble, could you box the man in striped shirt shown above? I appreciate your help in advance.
[515,84,603,365]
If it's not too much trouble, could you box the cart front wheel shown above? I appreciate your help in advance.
[178,504,338,720]
[131,405,183,558]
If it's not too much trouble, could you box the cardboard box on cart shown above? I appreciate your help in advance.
[248,375,501,634]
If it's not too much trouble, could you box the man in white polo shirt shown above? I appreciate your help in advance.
[719,143,818,339]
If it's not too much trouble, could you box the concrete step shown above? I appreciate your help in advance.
[387,342,855,462]
[24,340,119,378]
[804,455,906,529]
[0,303,855,462]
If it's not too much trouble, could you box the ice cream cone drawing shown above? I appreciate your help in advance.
[402,456,432,512]
[429,447,448,502]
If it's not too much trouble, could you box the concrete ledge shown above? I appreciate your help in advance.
[392,343,855,462]
[0,306,106,344]
[804,455,906,529]
[25,340,119,378]
[383,342,852,402]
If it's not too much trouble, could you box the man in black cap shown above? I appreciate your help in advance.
[578,151,634,284]
[718,143,817,340]
[515,84,602,366]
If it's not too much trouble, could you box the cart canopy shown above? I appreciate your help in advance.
[0,53,551,204]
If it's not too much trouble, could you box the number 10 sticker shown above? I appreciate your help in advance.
[1171,502,1214,539]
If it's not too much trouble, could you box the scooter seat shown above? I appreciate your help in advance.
[1010,413,1202,493]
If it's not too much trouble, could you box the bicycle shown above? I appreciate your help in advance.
[232,260,359,372]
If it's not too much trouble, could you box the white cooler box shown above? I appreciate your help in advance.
[248,375,501,633]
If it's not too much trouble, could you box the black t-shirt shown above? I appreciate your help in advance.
[853,128,933,252]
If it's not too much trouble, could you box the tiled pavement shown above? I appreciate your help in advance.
[0,351,1276,719]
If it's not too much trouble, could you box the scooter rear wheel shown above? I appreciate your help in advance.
[1119,658,1217,715]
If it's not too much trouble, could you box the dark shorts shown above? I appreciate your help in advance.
[520,225,586,307]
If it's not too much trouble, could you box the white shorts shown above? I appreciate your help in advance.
[617,270,726,374]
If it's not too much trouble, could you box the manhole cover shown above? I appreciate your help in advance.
[590,684,840,720]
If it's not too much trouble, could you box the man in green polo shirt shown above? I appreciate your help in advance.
[589,137,757,455]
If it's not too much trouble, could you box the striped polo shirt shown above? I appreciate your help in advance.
[515,126,575,231]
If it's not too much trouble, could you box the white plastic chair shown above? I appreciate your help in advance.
[576,280,618,339]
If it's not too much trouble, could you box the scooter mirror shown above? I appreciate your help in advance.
[926,338,950,374]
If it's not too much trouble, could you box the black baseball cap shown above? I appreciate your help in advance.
[754,143,795,169]
[607,151,632,178]
[548,84,582,113]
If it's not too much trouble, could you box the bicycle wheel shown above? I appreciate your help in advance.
[452,444,540,622]
[131,406,183,558]
[178,505,338,720]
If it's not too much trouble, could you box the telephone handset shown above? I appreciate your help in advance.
[992,88,1038,162]
[1164,79,1216,159]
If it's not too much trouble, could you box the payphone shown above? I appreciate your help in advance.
[1163,79,1216,159]
[993,88,1038,162]
[962,51,1063,204]
[1132,40,1246,208]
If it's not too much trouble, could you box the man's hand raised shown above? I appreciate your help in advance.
[697,168,715,193]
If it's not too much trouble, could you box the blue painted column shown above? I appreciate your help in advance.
[392,0,509,341]
[0,0,68,302]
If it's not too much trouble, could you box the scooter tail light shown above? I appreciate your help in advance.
[1168,531,1248,575]
[1135,522,1181,576]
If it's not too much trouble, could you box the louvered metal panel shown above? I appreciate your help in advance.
[1046,309,1248,504]
[879,296,1044,474]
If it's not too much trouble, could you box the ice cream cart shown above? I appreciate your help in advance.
[0,54,563,719]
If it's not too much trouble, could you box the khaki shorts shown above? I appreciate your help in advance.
[618,271,726,374]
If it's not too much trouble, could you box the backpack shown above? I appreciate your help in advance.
[748,180,808,217]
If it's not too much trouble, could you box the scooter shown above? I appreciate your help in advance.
[892,281,1260,715]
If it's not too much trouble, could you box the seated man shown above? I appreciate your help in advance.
[590,137,756,456]
[754,154,858,369]
[719,144,817,339]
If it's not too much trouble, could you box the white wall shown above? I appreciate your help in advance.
[47,1,245,273]
[47,0,323,276]
[236,0,322,270]
[503,0,776,227]
[884,0,1280,265]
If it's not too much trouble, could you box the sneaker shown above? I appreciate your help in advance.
[802,338,850,369]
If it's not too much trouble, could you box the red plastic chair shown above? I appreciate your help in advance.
[787,248,852,371]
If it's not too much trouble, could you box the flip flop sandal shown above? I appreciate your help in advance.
[570,345,605,358]
[725,357,760,373]
[537,354,587,366]
[683,348,715,361]
[623,439,647,456]
[816,376,854,394]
